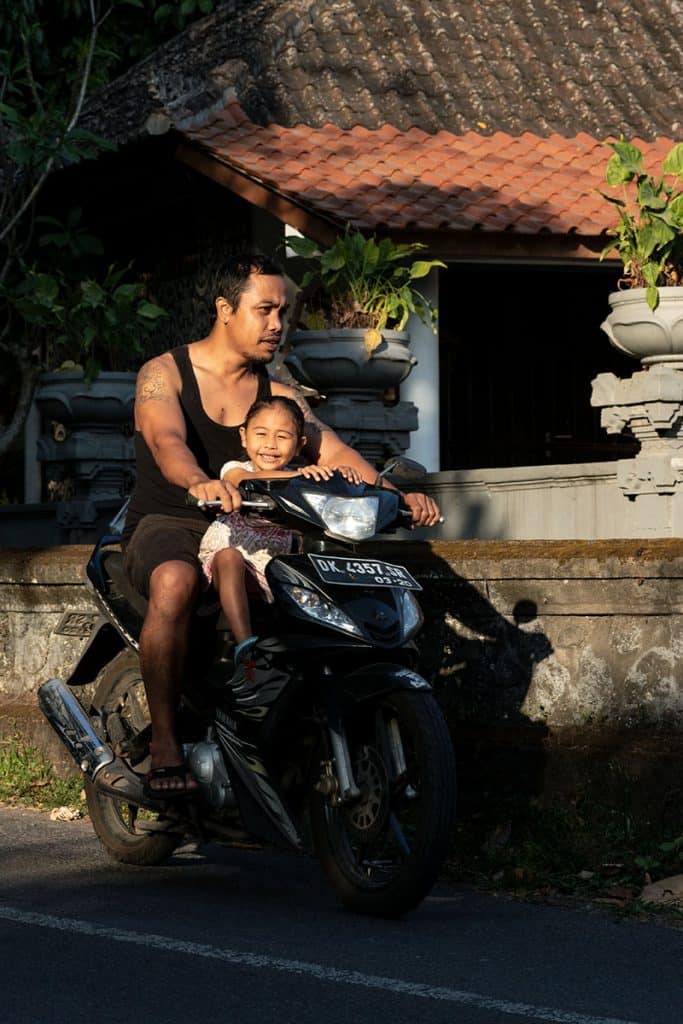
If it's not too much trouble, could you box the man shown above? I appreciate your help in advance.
[123,253,440,796]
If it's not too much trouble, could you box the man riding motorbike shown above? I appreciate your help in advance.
[122,252,441,797]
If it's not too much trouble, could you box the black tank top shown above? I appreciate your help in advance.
[123,345,272,540]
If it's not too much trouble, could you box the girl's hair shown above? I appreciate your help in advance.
[243,396,305,437]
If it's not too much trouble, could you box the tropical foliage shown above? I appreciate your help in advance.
[600,139,683,310]
[288,228,445,349]
[0,0,217,457]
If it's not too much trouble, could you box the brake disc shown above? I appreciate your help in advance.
[343,744,390,842]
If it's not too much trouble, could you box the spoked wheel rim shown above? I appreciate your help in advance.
[311,689,456,915]
[86,651,182,864]
[321,704,426,890]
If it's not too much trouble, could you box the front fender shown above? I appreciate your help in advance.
[66,619,125,688]
[339,663,431,703]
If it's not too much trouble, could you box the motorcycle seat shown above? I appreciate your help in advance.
[99,547,224,626]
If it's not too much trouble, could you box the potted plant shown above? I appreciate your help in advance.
[14,255,166,423]
[12,249,166,519]
[599,139,683,365]
[284,227,444,394]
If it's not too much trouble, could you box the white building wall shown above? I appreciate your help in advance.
[402,270,440,471]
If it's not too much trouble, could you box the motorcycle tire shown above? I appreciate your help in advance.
[310,689,456,918]
[85,650,182,866]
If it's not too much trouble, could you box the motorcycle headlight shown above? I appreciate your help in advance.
[302,493,379,541]
[282,584,363,637]
[400,589,423,638]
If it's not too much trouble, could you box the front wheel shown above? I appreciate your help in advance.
[310,690,456,917]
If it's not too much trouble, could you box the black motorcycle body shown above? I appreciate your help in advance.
[39,473,455,917]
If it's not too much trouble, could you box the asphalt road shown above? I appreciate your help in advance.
[0,805,681,1024]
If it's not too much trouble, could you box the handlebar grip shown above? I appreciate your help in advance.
[186,491,276,511]
[399,509,445,524]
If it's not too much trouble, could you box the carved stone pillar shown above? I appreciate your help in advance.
[591,364,683,533]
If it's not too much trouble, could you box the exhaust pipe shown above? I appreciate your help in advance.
[38,678,114,780]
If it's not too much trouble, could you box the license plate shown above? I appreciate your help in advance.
[308,553,421,590]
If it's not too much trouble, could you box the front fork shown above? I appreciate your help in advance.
[317,679,409,807]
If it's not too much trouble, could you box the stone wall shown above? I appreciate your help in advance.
[1,540,682,793]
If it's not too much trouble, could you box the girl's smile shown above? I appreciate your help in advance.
[240,406,304,472]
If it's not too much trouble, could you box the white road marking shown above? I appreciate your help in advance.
[0,904,639,1024]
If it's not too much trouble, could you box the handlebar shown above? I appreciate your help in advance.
[186,494,277,511]
[186,486,443,523]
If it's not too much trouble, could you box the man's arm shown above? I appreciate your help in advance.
[270,380,441,526]
[135,356,239,512]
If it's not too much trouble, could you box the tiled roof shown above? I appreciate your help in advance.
[184,105,674,237]
[84,0,682,143]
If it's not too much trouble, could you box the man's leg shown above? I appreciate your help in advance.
[140,559,200,794]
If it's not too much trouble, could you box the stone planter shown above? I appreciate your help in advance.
[283,329,418,465]
[284,328,416,396]
[601,287,683,366]
[35,370,136,424]
[33,371,136,536]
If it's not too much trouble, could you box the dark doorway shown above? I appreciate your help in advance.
[438,262,638,470]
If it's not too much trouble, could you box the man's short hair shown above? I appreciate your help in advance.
[219,252,284,311]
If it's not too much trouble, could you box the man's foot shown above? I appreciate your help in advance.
[143,763,199,800]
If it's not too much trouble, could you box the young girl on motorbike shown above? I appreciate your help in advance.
[198,395,361,686]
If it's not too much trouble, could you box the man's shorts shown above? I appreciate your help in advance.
[123,514,210,599]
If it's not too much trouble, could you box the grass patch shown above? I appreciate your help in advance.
[447,789,683,914]
[0,740,85,811]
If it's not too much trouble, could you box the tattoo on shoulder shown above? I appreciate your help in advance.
[136,361,171,404]
[294,395,331,433]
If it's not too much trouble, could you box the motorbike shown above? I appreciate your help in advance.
[38,471,456,917]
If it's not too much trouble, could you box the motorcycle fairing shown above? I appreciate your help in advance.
[65,617,125,687]
[337,663,432,703]
[213,709,301,850]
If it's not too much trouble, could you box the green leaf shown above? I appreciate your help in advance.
[32,274,60,305]
[78,235,105,256]
[637,179,667,210]
[642,263,661,287]
[608,139,643,176]
[82,325,97,348]
[38,232,69,249]
[286,235,318,259]
[154,3,175,22]
[599,238,619,261]
[662,143,683,178]
[80,280,105,306]
[114,283,142,304]
[605,154,633,186]
[411,260,438,280]
[646,285,659,311]
[137,301,167,320]
[668,193,683,227]
[641,216,677,251]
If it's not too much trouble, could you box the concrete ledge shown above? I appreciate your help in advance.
[1,539,682,733]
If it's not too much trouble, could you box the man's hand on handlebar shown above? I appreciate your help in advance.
[403,491,441,527]
[187,479,241,514]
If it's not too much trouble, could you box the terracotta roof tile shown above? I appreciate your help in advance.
[185,108,677,238]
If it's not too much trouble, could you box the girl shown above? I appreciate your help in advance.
[198,395,361,687]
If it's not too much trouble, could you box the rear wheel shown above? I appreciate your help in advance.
[310,690,455,917]
[85,650,183,865]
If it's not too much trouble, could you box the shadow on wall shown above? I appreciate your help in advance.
[403,545,554,817]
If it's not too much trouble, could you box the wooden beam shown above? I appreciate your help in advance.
[383,228,608,262]
[175,142,343,246]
